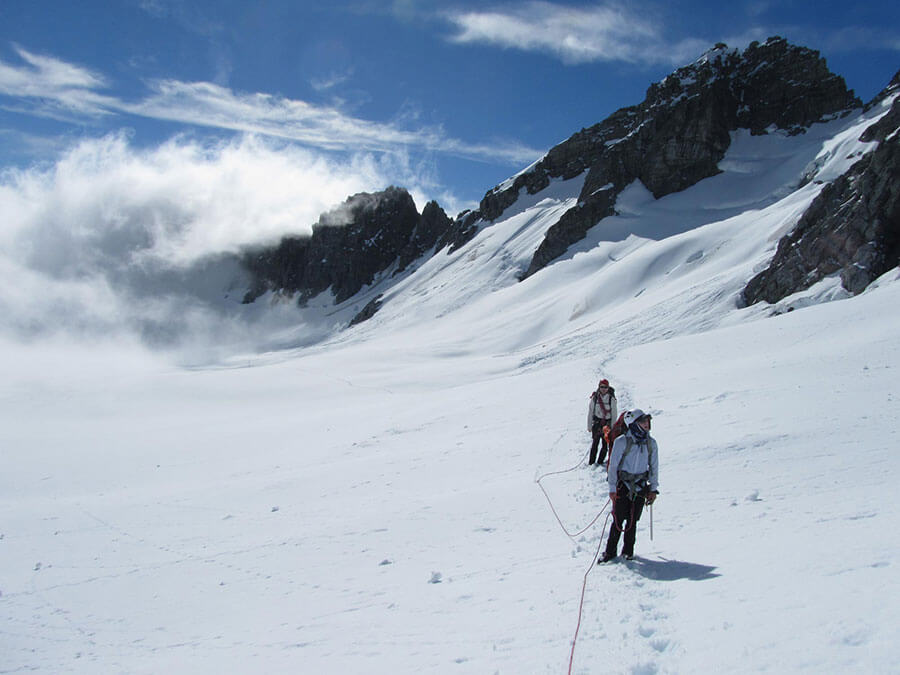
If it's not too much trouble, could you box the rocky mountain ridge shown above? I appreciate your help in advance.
[498,36,861,279]
[238,37,896,325]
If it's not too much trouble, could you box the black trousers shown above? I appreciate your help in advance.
[589,419,610,465]
[604,486,646,558]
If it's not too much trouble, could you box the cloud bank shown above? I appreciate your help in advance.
[0,133,439,357]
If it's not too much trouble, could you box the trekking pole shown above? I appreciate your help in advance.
[649,503,654,541]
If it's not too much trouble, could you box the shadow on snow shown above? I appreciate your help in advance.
[625,556,720,581]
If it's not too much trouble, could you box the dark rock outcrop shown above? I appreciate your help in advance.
[469,37,860,279]
[242,187,452,306]
[742,72,900,305]
[396,200,452,274]
[349,294,383,326]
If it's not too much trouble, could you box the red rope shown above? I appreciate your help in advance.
[535,446,613,673]
[537,477,607,539]
[569,510,612,675]
[568,528,608,675]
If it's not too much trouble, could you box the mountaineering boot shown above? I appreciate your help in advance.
[598,551,615,564]
[624,553,634,561]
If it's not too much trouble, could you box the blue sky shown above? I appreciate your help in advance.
[1,0,898,216]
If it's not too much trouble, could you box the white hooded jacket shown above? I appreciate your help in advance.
[607,428,659,494]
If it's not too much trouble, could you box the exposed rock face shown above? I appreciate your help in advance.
[396,200,452,274]
[470,37,861,279]
[742,72,900,305]
[242,187,452,305]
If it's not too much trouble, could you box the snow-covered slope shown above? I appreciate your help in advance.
[338,101,889,357]
[2,92,899,674]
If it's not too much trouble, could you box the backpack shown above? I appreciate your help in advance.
[606,411,627,446]
[603,412,628,469]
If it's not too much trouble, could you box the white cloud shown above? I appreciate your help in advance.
[128,79,539,164]
[442,2,900,66]
[0,45,106,91]
[0,45,116,116]
[0,47,540,166]
[0,132,467,352]
[443,1,707,66]
[2,132,407,268]
[310,69,354,92]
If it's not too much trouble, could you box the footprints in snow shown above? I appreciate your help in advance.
[598,571,675,668]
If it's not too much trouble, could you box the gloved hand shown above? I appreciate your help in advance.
[609,492,617,502]
[645,491,658,505]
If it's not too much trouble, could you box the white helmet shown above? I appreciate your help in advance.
[624,408,650,425]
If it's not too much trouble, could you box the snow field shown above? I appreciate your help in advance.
[2,96,899,673]
[10,277,897,674]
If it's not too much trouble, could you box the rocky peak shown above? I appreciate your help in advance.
[469,37,862,279]
[644,37,857,135]
[241,186,452,306]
